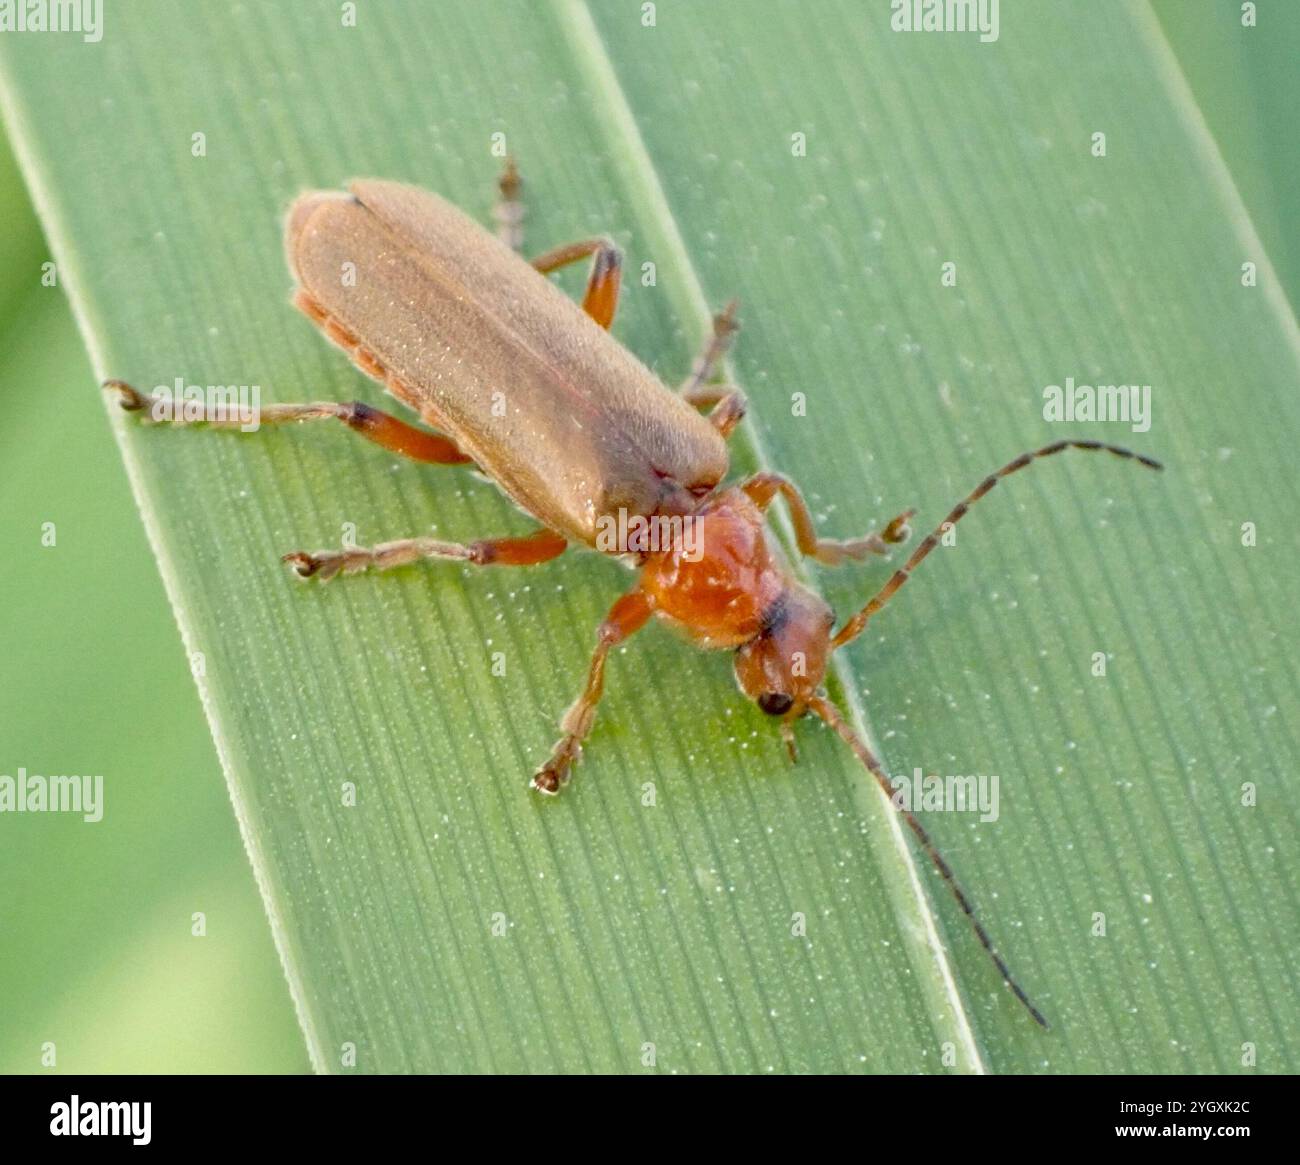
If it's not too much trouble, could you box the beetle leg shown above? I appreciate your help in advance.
[530,237,623,330]
[678,301,745,436]
[494,156,525,251]
[742,471,915,567]
[679,299,739,398]
[685,383,747,439]
[282,527,567,582]
[105,380,473,466]
[533,587,655,794]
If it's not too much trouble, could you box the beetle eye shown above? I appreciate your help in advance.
[757,692,794,716]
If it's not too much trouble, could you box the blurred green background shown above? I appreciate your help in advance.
[0,0,1293,1073]
[0,130,307,1071]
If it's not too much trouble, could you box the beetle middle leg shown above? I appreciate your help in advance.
[283,526,566,582]
[105,380,472,466]
[682,380,747,439]
[530,237,623,330]
[742,471,914,566]
[679,300,747,438]
[495,161,623,331]
[533,587,655,794]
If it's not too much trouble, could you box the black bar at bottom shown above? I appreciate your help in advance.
[0,1072,1288,1151]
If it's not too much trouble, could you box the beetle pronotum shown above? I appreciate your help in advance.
[106,161,1161,1028]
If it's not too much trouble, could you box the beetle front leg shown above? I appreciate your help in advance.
[105,380,473,466]
[742,471,914,566]
[533,587,655,794]
[284,527,566,582]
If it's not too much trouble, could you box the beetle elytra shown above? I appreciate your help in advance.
[106,161,1162,1027]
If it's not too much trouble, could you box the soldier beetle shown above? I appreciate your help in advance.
[106,161,1162,1027]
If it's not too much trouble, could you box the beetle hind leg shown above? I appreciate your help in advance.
[283,527,566,582]
[105,380,473,466]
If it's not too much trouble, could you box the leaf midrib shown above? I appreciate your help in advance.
[551,0,986,1070]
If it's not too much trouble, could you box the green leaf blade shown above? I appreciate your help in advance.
[1,0,1295,1074]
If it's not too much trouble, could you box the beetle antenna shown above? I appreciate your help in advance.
[807,693,1050,1028]
[831,440,1162,651]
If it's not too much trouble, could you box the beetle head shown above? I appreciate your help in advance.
[733,584,834,718]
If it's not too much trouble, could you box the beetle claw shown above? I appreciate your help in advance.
[282,551,324,580]
[498,155,521,198]
[883,508,916,545]
[531,764,566,795]
[532,742,580,794]
[714,298,740,337]
[103,379,150,412]
[781,717,799,764]
[531,770,561,795]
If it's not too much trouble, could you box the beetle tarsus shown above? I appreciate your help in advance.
[882,508,916,545]
[679,299,742,400]
[532,743,580,795]
[714,298,740,339]
[497,155,520,197]
[282,551,327,580]
[103,379,150,412]
[494,156,525,251]
[818,507,917,564]
[781,717,799,763]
